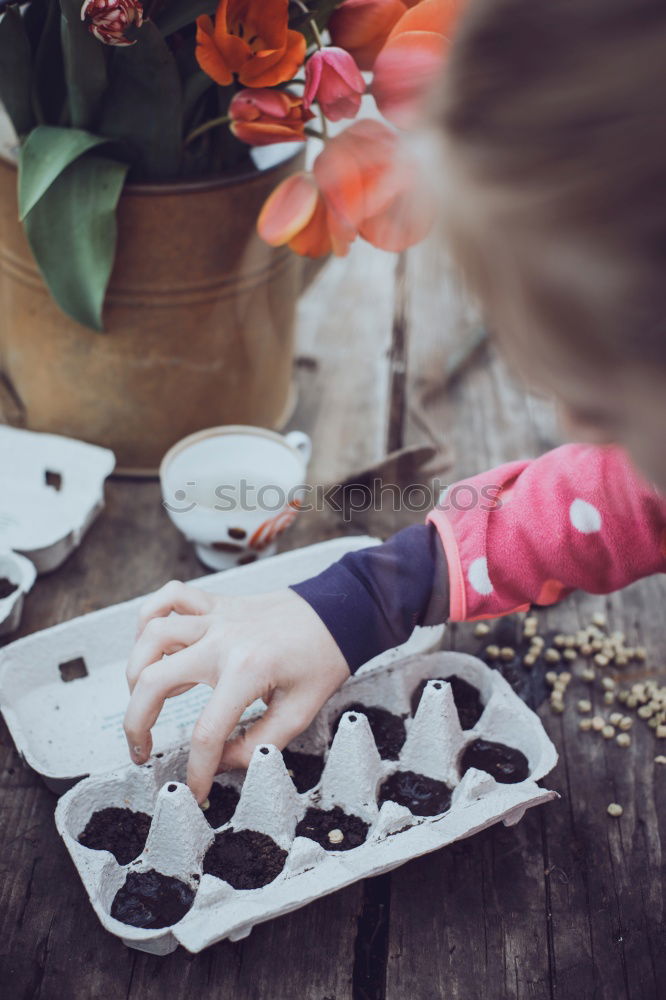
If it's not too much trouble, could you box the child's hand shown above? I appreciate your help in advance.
[123,582,350,803]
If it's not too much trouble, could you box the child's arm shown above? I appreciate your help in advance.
[124,443,666,801]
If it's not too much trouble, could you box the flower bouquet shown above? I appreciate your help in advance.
[0,0,458,331]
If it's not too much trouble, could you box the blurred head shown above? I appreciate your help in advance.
[436,0,666,488]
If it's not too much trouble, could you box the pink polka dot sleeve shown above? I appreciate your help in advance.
[427,444,666,622]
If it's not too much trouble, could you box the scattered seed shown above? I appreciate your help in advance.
[523,654,536,668]
[560,671,572,684]
[616,733,631,748]
[531,636,545,649]
[592,613,607,627]
[545,671,558,686]
[617,690,629,703]
[638,705,653,719]
[580,643,593,656]
[591,716,605,732]
[581,668,596,682]
[327,828,345,845]
[579,718,593,732]
[655,755,666,765]
[619,717,633,731]
[594,654,609,668]
[545,649,561,663]
[485,645,500,659]
[657,725,666,739]
[563,649,577,661]
[474,622,491,637]
[577,699,592,713]
[607,802,623,817]
[602,725,615,739]
[603,692,615,705]
[634,646,647,661]
[550,701,565,714]
[609,713,623,726]
[601,677,616,691]
[500,647,515,661]
[615,656,628,667]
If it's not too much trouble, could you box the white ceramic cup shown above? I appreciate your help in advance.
[160,425,312,570]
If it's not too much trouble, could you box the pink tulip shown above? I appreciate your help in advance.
[303,47,365,122]
[81,0,144,47]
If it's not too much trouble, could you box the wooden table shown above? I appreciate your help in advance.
[1,238,664,1000]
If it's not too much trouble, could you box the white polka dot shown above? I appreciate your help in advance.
[468,556,494,595]
[569,498,602,534]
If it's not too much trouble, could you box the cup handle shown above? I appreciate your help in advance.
[286,431,312,467]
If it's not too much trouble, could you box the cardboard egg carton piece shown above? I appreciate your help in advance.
[0,425,115,573]
[0,550,36,636]
[54,651,558,956]
[0,537,443,793]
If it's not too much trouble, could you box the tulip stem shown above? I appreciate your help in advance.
[184,114,232,147]
[294,0,325,50]
[305,127,326,140]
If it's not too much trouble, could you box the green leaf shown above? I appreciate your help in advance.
[0,7,34,137]
[23,154,129,330]
[60,0,108,129]
[18,125,111,219]
[100,21,183,179]
[32,0,66,124]
[156,0,216,38]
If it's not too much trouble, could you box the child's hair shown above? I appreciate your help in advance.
[436,0,666,369]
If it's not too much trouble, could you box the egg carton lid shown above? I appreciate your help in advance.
[0,426,115,573]
[53,650,558,956]
[0,536,444,790]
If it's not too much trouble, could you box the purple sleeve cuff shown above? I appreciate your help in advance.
[290,524,449,673]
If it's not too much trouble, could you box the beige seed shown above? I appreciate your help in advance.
[287,769,295,778]
[200,798,210,812]
[531,636,545,649]
[614,656,628,668]
[474,622,491,637]
[603,691,615,705]
[577,699,592,713]
[580,643,593,656]
[592,716,605,731]
[619,716,633,731]
[545,649,561,663]
[607,802,623,817]
[609,713,623,726]
[617,690,629,703]
[500,646,515,661]
[581,668,596,682]
[523,654,536,668]
[592,613,607,628]
[634,646,647,661]
[638,705,653,719]
[602,724,616,739]
[553,634,566,648]
[525,616,538,628]
[545,671,559,686]
[594,654,609,668]
[560,671,572,684]
[485,645,500,659]
[655,755,666,765]
[648,716,659,729]
[327,828,345,845]
[616,733,631,748]
[656,725,666,739]
[563,649,577,662]
[550,701,565,714]
[626,695,638,709]
[579,718,593,732]
[601,677,616,691]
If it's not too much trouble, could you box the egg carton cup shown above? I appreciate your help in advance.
[0,537,443,792]
[55,651,558,956]
[0,425,115,573]
[0,550,37,636]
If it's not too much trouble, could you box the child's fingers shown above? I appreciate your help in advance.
[126,614,210,692]
[187,676,260,804]
[135,580,215,638]
[124,643,207,763]
[219,690,318,771]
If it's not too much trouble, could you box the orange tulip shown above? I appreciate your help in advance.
[196,0,306,88]
[258,119,432,257]
[328,0,407,71]
[229,89,314,145]
[371,0,464,128]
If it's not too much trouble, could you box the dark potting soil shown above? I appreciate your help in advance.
[410,675,484,730]
[296,805,369,852]
[460,738,530,784]
[282,749,325,793]
[204,782,240,829]
[378,769,452,817]
[78,807,151,865]
[330,703,406,760]
[0,577,18,600]
[203,829,287,889]
[110,870,196,929]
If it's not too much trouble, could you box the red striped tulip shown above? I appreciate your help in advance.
[81,0,144,47]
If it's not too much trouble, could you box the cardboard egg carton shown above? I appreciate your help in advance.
[54,651,558,956]
[0,549,36,636]
[0,425,115,573]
